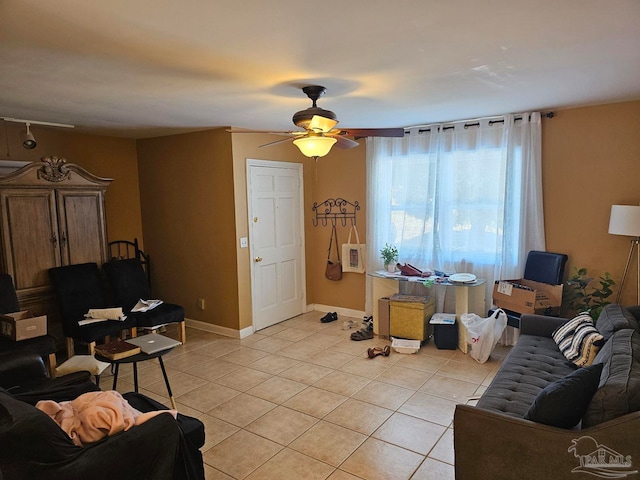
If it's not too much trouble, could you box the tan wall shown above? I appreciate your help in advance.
[308,141,367,311]
[230,134,367,329]
[6,99,637,336]
[542,100,640,306]
[136,129,240,329]
[0,123,143,244]
[230,134,313,330]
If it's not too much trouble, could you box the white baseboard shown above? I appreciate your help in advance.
[308,304,366,320]
[185,318,254,339]
[186,306,364,339]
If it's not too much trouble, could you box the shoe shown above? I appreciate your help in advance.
[342,319,360,330]
[351,321,374,341]
[367,345,391,358]
[321,312,338,323]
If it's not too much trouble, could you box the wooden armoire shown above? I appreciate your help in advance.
[0,156,112,339]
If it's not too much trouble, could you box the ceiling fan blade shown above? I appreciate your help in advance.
[308,115,338,133]
[338,128,405,138]
[334,136,360,149]
[227,127,298,136]
[259,137,296,148]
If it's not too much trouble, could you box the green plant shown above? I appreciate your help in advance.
[380,243,398,266]
[565,267,615,320]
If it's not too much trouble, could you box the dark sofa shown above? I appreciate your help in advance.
[0,351,205,480]
[454,304,640,480]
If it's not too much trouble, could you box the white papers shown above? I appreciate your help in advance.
[497,281,514,296]
[131,299,163,313]
[78,317,109,326]
[80,307,126,325]
[85,307,125,320]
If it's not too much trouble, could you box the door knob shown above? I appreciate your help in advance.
[254,256,263,262]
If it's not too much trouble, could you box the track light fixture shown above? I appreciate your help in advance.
[1,117,74,151]
[22,123,36,149]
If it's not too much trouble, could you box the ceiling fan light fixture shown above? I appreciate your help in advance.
[293,135,337,157]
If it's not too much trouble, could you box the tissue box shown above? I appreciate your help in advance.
[0,311,47,341]
[391,337,421,354]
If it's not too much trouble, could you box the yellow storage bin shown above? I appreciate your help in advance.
[389,294,435,341]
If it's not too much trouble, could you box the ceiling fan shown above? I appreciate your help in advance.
[228,85,405,158]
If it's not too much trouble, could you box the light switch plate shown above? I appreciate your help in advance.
[240,237,248,248]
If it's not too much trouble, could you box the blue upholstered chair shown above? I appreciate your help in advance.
[491,250,569,328]
[103,258,186,343]
[48,263,137,357]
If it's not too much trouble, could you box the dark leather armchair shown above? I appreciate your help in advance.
[492,250,568,328]
[0,274,58,376]
[0,350,205,480]
[0,350,98,405]
[103,258,186,343]
[48,263,137,357]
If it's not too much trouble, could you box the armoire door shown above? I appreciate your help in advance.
[56,189,108,266]
[0,189,61,294]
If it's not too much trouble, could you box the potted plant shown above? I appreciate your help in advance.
[380,243,398,272]
[564,267,616,320]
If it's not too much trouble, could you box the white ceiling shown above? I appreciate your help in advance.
[1,0,639,139]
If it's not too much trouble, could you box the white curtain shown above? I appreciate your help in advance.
[365,113,545,317]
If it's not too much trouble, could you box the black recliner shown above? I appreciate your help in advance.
[0,350,98,405]
[0,351,205,480]
[491,250,568,328]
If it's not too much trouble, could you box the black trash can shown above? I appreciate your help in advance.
[430,313,458,350]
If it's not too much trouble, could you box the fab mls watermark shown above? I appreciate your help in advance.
[569,436,637,478]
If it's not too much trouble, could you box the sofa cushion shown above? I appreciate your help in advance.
[595,304,640,341]
[552,314,604,366]
[476,335,577,418]
[582,329,640,428]
[523,363,603,428]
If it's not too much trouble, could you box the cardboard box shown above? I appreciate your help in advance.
[378,297,390,339]
[492,279,563,315]
[389,294,435,341]
[0,311,47,341]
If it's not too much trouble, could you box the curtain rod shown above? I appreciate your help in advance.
[406,112,554,134]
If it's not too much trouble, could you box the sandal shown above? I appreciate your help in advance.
[367,345,391,358]
[350,328,374,341]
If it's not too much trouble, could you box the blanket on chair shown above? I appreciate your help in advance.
[36,390,177,446]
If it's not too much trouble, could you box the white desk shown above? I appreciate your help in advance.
[370,271,486,352]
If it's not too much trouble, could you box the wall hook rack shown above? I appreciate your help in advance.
[312,198,360,227]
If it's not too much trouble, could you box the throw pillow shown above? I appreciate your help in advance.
[524,363,603,428]
[553,314,605,366]
[595,304,640,341]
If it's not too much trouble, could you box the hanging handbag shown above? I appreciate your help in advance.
[325,224,343,281]
[341,225,366,274]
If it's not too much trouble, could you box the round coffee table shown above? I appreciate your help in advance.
[95,347,177,409]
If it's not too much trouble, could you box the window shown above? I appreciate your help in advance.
[366,114,544,309]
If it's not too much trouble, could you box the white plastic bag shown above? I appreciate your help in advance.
[461,309,508,363]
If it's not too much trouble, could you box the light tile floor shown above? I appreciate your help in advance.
[100,311,510,480]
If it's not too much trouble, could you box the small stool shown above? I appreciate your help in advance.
[55,355,110,386]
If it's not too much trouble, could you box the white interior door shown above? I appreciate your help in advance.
[248,160,305,331]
